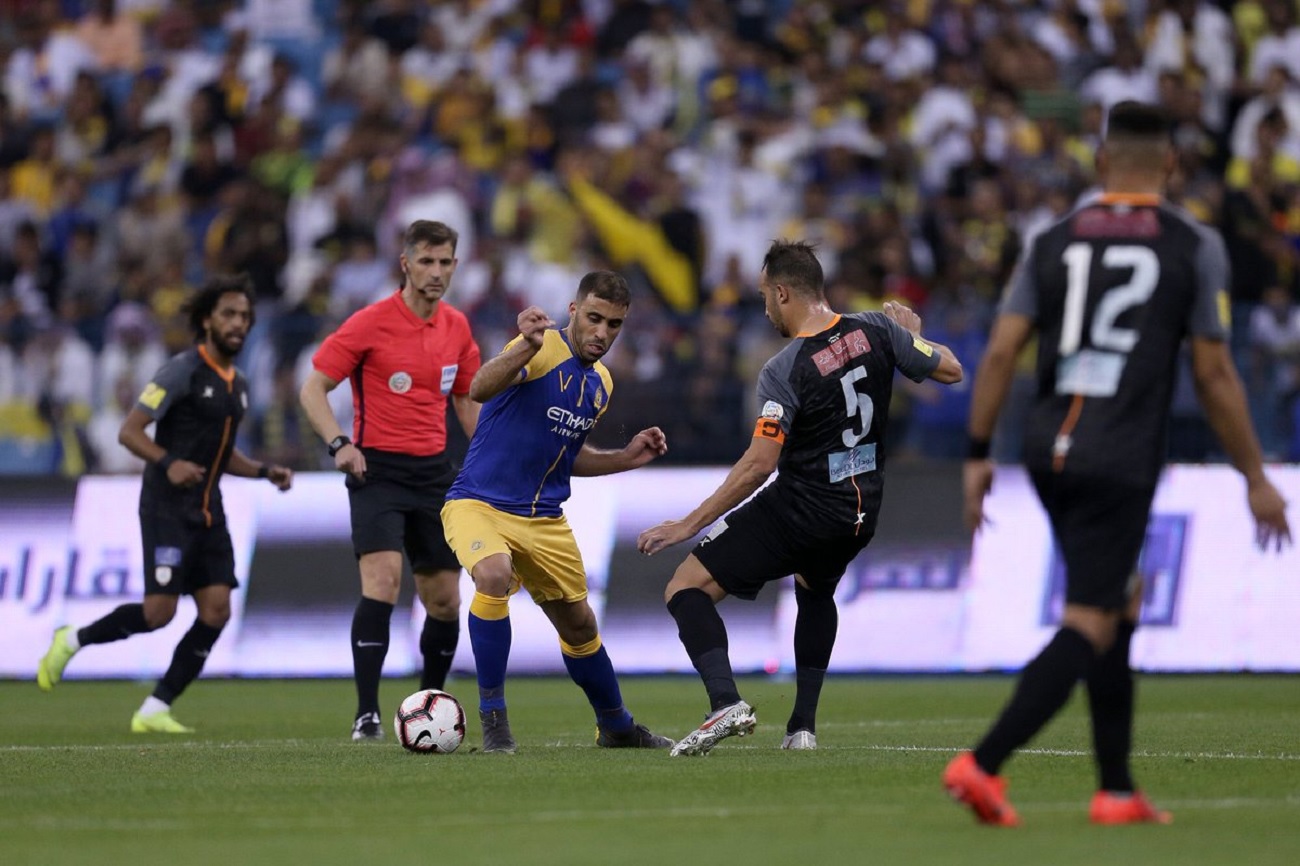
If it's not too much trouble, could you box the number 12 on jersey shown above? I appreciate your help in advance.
[1056,243,1160,398]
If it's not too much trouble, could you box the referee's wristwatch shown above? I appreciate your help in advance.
[327,435,352,457]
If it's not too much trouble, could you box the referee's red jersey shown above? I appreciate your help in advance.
[313,290,481,456]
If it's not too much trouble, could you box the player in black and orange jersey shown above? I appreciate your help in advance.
[638,240,963,756]
[299,220,482,742]
[36,275,293,732]
[944,102,1292,827]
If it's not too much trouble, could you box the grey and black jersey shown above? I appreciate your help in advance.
[754,312,940,535]
[135,346,249,526]
[1001,196,1230,486]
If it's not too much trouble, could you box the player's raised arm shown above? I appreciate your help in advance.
[882,301,963,384]
[469,306,554,402]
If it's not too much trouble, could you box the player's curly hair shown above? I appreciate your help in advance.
[187,274,257,342]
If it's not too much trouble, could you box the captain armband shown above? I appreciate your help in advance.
[753,418,785,444]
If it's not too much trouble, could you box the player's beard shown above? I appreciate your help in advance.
[210,331,246,360]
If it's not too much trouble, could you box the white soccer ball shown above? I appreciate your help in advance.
[393,689,467,754]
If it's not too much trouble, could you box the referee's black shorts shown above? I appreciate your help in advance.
[346,449,460,573]
[1030,469,1156,610]
[692,489,873,600]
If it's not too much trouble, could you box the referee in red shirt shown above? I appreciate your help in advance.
[300,220,482,741]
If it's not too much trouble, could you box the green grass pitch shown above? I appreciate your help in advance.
[3,675,1297,866]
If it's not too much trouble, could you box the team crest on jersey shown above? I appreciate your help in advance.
[593,386,604,411]
[389,372,413,394]
[155,566,173,586]
[761,400,784,420]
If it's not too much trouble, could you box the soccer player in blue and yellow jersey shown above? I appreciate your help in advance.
[442,270,673,753]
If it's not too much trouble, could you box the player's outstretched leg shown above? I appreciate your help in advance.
[666,587,754,755]
[37,626,80,691]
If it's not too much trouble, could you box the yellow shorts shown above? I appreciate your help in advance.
[440,498,589,605]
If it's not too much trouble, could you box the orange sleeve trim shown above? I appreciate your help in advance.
[753,418,785,443]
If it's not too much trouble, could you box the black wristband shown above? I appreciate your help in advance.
[257,464,271,479]
[157,453,176,472]
[328,435,352,457]
[967,437,992,460]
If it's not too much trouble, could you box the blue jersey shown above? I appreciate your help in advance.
[447,329,612,517]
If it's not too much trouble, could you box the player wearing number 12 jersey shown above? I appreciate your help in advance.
[945,102,1291,827]
[638,240,963,755]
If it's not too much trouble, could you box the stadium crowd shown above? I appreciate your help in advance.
[2,0,1300,476]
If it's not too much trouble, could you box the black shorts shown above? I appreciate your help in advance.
[692,490,872,600]
[1030,469,1156,609]
[347,449,459,573]
[140,509,237,596]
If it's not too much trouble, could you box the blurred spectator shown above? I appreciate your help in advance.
[1249,284,1300,458]
[0,220,62,323]
[76,0,145,74]
[96,301,166,410]
[324,12,392,105]
[85,365,147,474]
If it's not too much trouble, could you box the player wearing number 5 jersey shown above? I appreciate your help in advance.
[638,240,963,756]
[945,102,1292,827]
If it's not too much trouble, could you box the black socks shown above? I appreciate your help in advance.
[419,615,460,691]
[667,588,740,711]
[153,620,223,704]
[1087,621,1137,792]
[789,583,837,734]
[351,596,394,717]
[77,604,152,646]
[974,627,1094,774]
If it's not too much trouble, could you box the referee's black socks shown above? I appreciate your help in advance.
[352,596,393,718]
[974,626,1094,775]
[667,588,741,711]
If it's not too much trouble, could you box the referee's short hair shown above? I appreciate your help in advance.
[187,274,256,341]
[576,270,631,307]
[404,220,459,253]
